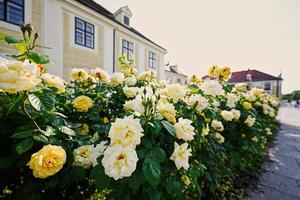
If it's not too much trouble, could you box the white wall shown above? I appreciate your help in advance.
[158,54,166,80]
[103,26,114,73]
[42,0,63,77]
[137,43,145,72]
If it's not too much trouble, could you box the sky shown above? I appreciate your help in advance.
[96,0,300,94]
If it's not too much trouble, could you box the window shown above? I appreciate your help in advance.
[177,78,181,84]
[264,82,271,90]
[0,0,24,25]
[148,51,156,69]
[123,16,129,25]
[122,39,134,61]
[75,17,94,49]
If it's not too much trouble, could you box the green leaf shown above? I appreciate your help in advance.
[10,130,33,139]
[71,166,86,182]
[7,94,24,114]
[149,191,161,200]
[16,138,34,155]
[151,147,166,163]
[64,120,81,128]
[161,120,176,137]
[58,126,76,136]
[165,179,183,195]
[28,94,55,111]
[150,121,162,136]
[4,35,22,44]
[28,94,41,111]
[39,94,55,111]
[0,33,6,40]
[143,157,161,187]
[142,138,152,149]
[52,118,65,127]
[33,134,48,143]
[128,169,144,192]
[15,43,27,54]
[27,51,50,64]
[90,164,111,190]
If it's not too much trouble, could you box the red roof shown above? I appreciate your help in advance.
[228,69,282,83]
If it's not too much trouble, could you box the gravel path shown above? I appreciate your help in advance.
[247,102,300,200]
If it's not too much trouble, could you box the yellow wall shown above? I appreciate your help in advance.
[0,0,42,54]
[62,10,104,79]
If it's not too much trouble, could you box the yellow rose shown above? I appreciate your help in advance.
[220,66,231,80]
[71,68,88,81]
[208,65,218,77]
[79,123,89,135]
[243,102,252,110]
[27,145,66,179]
[103,117,109,124]
[72,95,93,112]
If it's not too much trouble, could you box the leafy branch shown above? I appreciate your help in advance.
[0,23,51,64]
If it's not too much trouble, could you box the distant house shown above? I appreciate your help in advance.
[0,0,167,80]
[165,64,187,85]
[228,69,283,97]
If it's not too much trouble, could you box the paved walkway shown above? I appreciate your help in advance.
[247,102,300,200]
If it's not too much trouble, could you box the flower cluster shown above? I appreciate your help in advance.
[1,54,280,199]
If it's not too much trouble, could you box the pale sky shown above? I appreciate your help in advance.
[96,0,300,94]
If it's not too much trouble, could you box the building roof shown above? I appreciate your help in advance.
[228,69,282,83]
[76,0,166,51]
[165,65,187,77]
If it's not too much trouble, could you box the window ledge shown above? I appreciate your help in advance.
[0,21,20,32]
[71,42,97,53]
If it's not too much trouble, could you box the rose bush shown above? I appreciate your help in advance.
[0,25,280,199]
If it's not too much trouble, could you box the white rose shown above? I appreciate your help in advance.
[226,93,239,108]
[156,100,177,124]
[200,79,223,96]
[244,116,256,127]
[111,72,124,85]
[108,115,144,149]
[102,144,138,180]
[73,145,94,169]
[137,86,154,99]
[174,118,196,141]
[164,84,186,100]
[124,95,145,114]
[138,70,157,82]
[251,88,264,97]
[123,86,138,98]
[212,100,220,108]
[125,76,137,86]
[186,94,209,113]
[211,120,224,132]
[221,110,234,121]
[170,142,192,170]
[91,141,108,167]
[0,59,41,93]
[215,132,225,143]
[41,73,65,93]
[231,109,241,120]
